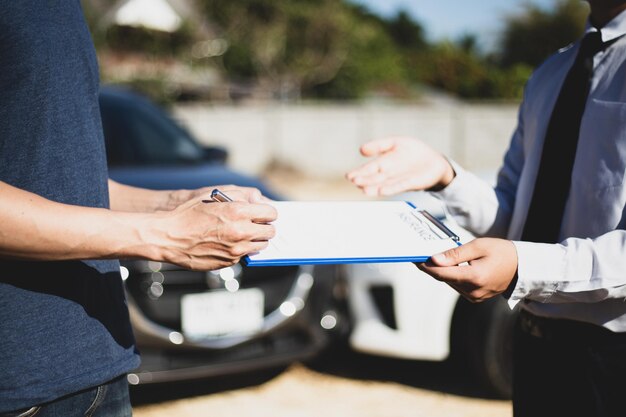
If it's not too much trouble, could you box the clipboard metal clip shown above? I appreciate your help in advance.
[417,210,460,242]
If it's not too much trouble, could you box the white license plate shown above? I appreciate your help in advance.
[181,288,264,338]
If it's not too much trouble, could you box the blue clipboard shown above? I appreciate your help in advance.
[243,201,460,267]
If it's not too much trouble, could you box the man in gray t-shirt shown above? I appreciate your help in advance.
[0,2,276,415]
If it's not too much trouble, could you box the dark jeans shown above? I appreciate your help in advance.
[0,375,131,417]
[513,309,626,417]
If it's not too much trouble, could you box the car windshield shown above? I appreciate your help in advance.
[101,91,205,166]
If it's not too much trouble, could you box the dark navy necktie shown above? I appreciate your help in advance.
[521,31,604,243]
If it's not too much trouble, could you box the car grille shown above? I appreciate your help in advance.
[122,260,300,332]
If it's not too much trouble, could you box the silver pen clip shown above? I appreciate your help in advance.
[210,188,233,203]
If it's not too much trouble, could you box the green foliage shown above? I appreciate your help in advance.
[422,43,489,98]
[310,10,408,99]
[417,42,533,100]
[200,0,551,100]
[387,10,428,51]
[200,0,394,97]
[396,0,586,100]
[221,43,257,79]
[490,64,534,100]
[104,22,195,57]
[85,0,589,101]
[197,0,412,99]
[499,0,587,68]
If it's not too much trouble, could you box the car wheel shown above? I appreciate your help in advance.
[451,296,517,399]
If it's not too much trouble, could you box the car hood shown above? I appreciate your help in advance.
[109,163,281,200]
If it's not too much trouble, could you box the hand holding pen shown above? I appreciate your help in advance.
[198,186,270,205]
[150,186,277,271]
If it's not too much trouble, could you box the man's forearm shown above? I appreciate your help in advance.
[1,180,277,271]
[0,181,160,261]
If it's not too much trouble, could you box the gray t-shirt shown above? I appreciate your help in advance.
[0,1,140,412]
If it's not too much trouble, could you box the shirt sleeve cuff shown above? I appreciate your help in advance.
[434,160,471,201]
[507,241,567,308]
[431,160,498,234]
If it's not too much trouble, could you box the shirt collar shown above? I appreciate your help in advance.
[585,8,626,43]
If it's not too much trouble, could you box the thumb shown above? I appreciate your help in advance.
[430,245,476,266]
[245,188,266,204]
[360,138,396,157]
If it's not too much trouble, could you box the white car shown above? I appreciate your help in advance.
[344,192,517,398]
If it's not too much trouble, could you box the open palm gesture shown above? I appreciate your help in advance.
[346,137,455,196]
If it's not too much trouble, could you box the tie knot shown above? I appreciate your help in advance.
[579,31,604,59]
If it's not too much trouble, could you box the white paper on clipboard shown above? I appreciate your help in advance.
[244,201,460,266]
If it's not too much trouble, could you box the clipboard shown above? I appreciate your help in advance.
[244,201,461,267]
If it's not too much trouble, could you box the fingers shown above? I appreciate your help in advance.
[254,194,274,203]
[346,161,384,184]
[192,225,274,269]
[417,261,489,303]
[356,171,436,196]
[232,202,278,224]
[209,185,269,204]
[374,174,430,196]
[359,138,397,157]
[243,239,271,254]
[180,240,270,272]
[346,138,398,182]
[347,137,443,196]
[171,221,274,271]
[232,187,264,203]
[160,195,279,271]
[349,136,460,197]
[246,222,276,242]
[429,240,485,267]
[349,161,406,194]
[417,238,519,302]
[418,263,473,284]
[351,170,387,187]
[221,238,271,259]
[200,204,277,242]
[198,199,278,224]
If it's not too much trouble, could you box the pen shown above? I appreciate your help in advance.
[210,188,233,203]
[419,210,460,242]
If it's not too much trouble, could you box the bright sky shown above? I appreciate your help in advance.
[350,0,587,46]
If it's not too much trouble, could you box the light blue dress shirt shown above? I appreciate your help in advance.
[437,10,626,331]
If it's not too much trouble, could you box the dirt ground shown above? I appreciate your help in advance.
[132,169,512,417]
[132,350,512,417]
[133,365,511,417]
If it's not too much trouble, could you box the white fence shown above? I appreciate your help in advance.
[173,102,520,181]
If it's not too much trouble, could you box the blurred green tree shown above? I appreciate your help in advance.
[310,5,409,99]
[201,0,407,99]
[83,0,590,101]
[81,0,197,57]
[498,0,588,68]
[417,40,533,100]
[387,10,428,51]
[103,23,196,57]
[410,0,587,100]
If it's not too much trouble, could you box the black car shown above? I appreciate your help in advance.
[100,86,344,385]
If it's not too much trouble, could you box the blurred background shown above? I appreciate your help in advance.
[81,0,590,416]
[84,0,588,190]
